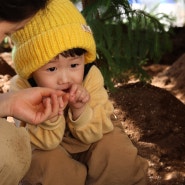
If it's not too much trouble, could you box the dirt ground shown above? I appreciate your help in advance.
[0,27,185,185]
[110,79,185,185]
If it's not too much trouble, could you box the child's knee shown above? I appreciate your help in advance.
[86,127,148,184]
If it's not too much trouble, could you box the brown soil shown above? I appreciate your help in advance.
[110,81,185,185]
[0,27,185,184]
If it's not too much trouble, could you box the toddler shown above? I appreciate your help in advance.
[10,0,148,184]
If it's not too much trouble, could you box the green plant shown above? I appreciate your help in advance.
[71,0,173,90]
[0,0,172,91]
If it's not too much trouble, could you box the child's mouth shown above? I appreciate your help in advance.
[63,88,70,93]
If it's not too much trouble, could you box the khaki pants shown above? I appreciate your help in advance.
[0,118,31,185]
[22,121,148,185]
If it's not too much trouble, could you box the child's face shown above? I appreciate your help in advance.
[32,54,85,91]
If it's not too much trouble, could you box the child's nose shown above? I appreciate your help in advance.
[58,71,68,84]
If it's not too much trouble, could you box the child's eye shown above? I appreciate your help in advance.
[71,64,78,68]
[47,67,57,72]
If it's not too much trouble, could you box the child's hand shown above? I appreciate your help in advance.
[68,84,90,120]
[68,84,90,108]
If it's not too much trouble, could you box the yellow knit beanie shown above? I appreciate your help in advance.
[11,0,96,79]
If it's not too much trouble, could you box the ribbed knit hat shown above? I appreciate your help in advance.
[11,0,96,79]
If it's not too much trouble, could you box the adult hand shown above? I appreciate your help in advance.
[1,87,66,124]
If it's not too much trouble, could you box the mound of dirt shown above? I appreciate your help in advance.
[151,53,185,104]
[110,53,185,184]
[110,82,185,184]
